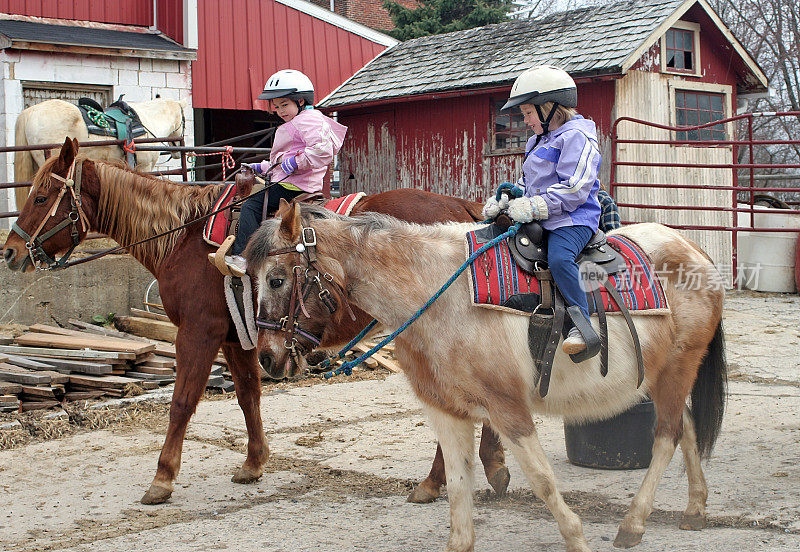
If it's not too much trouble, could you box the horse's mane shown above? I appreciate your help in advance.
[93,161,223,267]
[30,154,62,193]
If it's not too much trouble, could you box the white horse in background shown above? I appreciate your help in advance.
[13,97,187,209]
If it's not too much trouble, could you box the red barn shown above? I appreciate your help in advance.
[320,0,767,199]
[192,0,397,145]
[319,0,769,273]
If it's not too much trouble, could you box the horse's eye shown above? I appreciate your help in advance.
[34,196,47,204]
[269,278,284,289]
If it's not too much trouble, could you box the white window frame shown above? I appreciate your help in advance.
[661,21,701,78]
[667,79,734,146]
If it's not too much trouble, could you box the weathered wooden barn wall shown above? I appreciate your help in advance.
[614,12,741,280]
[338,80,617,201]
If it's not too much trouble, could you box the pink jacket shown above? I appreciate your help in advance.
[259,108,347,193]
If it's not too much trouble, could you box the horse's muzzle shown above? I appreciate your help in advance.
[2,245,30,272]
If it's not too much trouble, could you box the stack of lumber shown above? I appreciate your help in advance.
[0,323,181,412]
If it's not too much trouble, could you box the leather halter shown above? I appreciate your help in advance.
[11,158,90,270]
[255,226,356,374]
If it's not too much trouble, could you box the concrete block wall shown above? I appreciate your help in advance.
[0,50,194,229]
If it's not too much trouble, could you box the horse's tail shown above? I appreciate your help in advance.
[13,110,34,210]
[690,320,728,459]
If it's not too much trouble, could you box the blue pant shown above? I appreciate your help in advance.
[547,225,595,320]
[232,184,302,255]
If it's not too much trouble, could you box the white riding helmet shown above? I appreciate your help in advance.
[501,65,577,113]
[258,69,315,105]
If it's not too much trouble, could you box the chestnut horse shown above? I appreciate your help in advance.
[248,202,728,552]
[2,138,508,506]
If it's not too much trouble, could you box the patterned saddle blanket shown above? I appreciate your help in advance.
[204,191,368,247]
[466,230,669,315]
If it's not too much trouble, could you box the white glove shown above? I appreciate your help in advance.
[508,196,549,223]
[481,195,510,220]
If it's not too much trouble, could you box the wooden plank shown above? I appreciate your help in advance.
[64,390,105,402]
[20,400,59,412]
[352,343,402,373]
[2,354,55,371]
[0,364,51,385]
[19,356,113,376]
[32,371,69,385]
[0,335,14,346]
[0,381,22,395]
[114,316,178,343]
[125,371,175,383]
[68,319,152,343]
[131,365,174,376]
[135,355,174,368]
[68,374,144,389]
[130,308,172,322]
[29,324,154,349]
[21,385,65,401]
[15,333,155,355]
[0,344,135,360]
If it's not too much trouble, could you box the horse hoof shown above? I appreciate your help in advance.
[679,513,706,531]
[613,527,643,548]
[141,484,172,505]
[487,466,510,497]
[407,483,440,504]
[232,466,262,484]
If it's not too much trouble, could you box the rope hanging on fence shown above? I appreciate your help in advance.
[187,145,236,181]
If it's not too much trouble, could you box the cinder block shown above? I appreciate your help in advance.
[152,59,180,73]
[81,55,112,68]
[118,69,139,86]
[55,65,114,85]
[166,72,189,89]
[138,71,166,88]
[113,85,149,103]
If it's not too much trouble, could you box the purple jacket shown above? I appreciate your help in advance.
[520,115,601,232]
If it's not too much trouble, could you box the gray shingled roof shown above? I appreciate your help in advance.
[0,19,194,54]
[320,0,685,108]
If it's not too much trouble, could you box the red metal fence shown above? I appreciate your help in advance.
[610,111,800,289]
[0,131,274,222]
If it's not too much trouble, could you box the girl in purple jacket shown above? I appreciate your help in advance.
[218,69,347,276]
[483,65,602,357]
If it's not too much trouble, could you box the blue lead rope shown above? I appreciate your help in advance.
[315,319,378,371]
[323,223,520,379]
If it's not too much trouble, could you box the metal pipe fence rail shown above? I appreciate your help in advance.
[0,135,272,222]
[610,111,800,288]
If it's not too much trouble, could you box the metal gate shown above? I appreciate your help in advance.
[610,111,800,289]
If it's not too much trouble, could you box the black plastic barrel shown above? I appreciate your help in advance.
[564,400,655,469]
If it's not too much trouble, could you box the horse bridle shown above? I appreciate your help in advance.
[255,226,356,373]
[11,158,90,270]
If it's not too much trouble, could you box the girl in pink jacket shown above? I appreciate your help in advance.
[223,69,347,275]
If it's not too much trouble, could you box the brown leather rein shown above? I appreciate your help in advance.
[254,226,356,375]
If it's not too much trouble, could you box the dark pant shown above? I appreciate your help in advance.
[232,184,303,255]
[547,225,595,320]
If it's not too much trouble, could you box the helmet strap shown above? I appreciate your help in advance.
[532,103,559,148]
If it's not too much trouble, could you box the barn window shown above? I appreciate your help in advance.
[491,98,534,152]
[661,22,700,76]
[675,90,726,141]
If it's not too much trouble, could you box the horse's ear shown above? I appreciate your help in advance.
[278,200,302,242]
[57,137,77,166]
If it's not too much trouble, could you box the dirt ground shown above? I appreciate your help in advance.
[0,290,798,552]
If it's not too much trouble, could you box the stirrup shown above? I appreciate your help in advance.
[208,235,242,276]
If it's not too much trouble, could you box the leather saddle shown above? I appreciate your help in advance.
[481,217,644,398]
[77,95,146,167]
[507,221,627,276]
